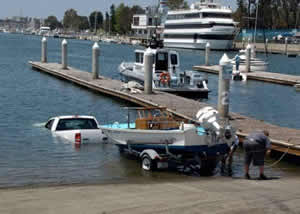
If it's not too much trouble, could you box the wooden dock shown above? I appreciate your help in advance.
[193,65,300,86]
[234,42,300,55]
[29,61,300,156]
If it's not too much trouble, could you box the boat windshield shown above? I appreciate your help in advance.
[135,52,144,64]
[123,107,182,130]
[155,52,168,72]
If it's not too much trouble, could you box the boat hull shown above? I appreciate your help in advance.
[120,67,209,98]
[101,124,228,156]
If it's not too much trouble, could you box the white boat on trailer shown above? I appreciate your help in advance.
[119,39,210,98]
[101,107,235,173]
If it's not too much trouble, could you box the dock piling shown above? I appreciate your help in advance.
[285,37,288,55]
[246,44,251,73]
[41,37,47,63]
[92,42,100,79]
[242,38,245,49]
[205,42,210,66]
[265,39,268,54]
[218,54,232,119]
[251,44,256,58]
[144,49,153,94]
[62,39,68,69]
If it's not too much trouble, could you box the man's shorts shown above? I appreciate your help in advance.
[244,140,266,166]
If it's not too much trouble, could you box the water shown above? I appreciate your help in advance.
[0,33,299,188]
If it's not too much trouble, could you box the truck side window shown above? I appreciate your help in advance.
[45,119,54,130]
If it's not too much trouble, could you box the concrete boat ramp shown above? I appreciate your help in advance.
[1,176,300,214]
[29,61,300,156]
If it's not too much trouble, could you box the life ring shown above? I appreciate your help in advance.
[159,72,171,84]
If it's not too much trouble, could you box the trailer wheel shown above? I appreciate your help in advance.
[142,154,156,171]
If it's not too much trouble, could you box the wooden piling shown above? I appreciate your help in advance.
[144,49,153,94]
[41,37,47,63]
[246,44,251,73]
[205,42,210,66]
[62,39,68,69]
[218,54,231,119]
[92,42,100,79]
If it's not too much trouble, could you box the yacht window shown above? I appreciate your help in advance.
[170,54,178,65]
[133,17,139,26]
[202,13,231,19]
[185,13,200,18]
[167,13,200,20]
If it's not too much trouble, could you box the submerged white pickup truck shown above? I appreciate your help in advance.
[45,115,107,145]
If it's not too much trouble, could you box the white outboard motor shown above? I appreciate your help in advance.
[196,107,221,134]
[196,107,236,147]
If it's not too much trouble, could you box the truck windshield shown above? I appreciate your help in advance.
[56,118,98,131]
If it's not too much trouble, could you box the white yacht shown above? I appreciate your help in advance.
[163,0,238,50]
[39,26,51,36]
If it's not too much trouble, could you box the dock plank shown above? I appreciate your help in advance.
[193,65,300,86]
[29,61,300,155]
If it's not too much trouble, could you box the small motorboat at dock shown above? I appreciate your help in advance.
[119,38,210,99]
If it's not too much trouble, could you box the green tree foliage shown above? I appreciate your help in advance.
[78,16,90,30]
[115,4,135,34]
[44,16,62,30]
[131,5,145,15]
[104,12,110,33]
[63,9,78,30]
[89,11,104,31]
[63,9,89,31]
[166,0,188,10]
[110,4,117,33]
[234,0,300,29]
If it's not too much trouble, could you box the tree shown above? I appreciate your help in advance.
[44,15,62,30]
[78,16,90,30]
[110,4,117,33]
[166,0,188,10]
[63,9,79,30]
[131,5,145,15]
[115,4,132,34]
[89,11,104,31]
[104,12,110,33]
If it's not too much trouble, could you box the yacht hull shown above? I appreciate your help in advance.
[164,39,234,50]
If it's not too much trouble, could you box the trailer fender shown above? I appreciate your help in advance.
[140,149,161,160]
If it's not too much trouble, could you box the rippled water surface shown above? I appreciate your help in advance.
[0,33,299,188]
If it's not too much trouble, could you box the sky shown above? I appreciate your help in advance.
[0,0,236,20]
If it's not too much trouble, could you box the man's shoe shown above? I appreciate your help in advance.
[244,173,251,180]
[259,174,268,180]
